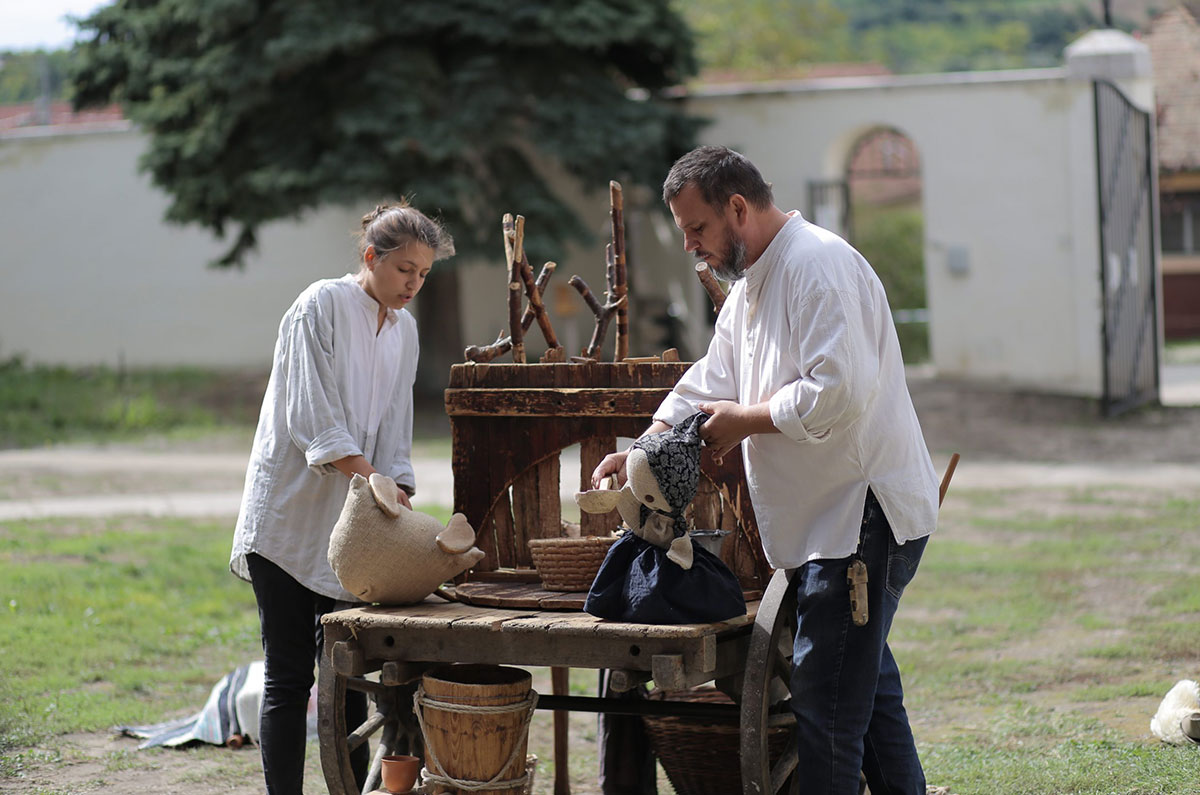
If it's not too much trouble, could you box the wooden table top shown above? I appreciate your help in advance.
[323,594,759,640]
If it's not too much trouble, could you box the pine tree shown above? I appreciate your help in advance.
[70,0,699,268]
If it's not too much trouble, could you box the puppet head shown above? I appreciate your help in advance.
[575,412,708,569]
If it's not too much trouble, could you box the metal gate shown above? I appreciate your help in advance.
[807,180,849,239]
[1094,80,1160,416]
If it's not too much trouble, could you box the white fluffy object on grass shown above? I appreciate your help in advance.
[1150,679,1200,746]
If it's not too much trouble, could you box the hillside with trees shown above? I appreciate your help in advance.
[0,50,73,103]
[675,0,1168,78]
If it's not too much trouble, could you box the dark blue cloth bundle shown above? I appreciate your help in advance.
[584,531,746,623]
[581,412,746,624]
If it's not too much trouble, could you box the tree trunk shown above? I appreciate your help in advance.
[415,267,463,401]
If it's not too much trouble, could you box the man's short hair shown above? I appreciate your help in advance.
[662,145,774,211]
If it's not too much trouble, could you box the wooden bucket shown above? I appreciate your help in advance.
[417,664,535,795]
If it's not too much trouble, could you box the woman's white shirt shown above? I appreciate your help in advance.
[230,274,418,600]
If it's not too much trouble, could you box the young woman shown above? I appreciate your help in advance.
[229,201,453,793]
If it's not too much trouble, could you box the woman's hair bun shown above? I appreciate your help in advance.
[358,198,454,261]
[361,199,413,230]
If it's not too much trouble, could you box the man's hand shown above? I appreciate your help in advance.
[591,450,629,489]
[698,400,778,462]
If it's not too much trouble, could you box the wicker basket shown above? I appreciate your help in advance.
[527,536,616,591]
[643,688,794,795]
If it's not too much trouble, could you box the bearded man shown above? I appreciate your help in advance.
[595,145,939,795]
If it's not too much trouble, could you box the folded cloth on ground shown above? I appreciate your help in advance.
[115,661,317,749]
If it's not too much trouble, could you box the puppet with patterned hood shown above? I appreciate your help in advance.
[575,412,746,624]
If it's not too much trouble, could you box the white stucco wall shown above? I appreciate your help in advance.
[0,127,367,368]
[0,46,1157,399]
[633,70,1107,397]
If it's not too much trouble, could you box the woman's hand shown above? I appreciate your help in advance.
[397,486,412,510]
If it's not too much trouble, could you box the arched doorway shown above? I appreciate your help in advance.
[845,127,928,362]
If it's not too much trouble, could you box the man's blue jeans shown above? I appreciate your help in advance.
[789,490,928,795]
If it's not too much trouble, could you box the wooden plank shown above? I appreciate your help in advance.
[491,487,517,569]
[325,598,761,633]
[690,474,722,531]
[481,584,547,609]
[579,436,619,537]
[512,452,561,567]
[445,388,673,417]
[452,582,587,611]
[463,568,542,583]
[447,361,692,391]
[537,592,588,610]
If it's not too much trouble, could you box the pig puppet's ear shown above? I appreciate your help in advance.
[369,473,405,518]
[436,514,477,554]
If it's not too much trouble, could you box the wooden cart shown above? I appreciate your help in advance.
[318,362,801,795]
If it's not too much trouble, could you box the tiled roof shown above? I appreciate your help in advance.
[0,101,126,132]
[1142,4,1200,172]
[696,62,891,86]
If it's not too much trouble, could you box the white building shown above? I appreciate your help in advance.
[0,30,1160,410]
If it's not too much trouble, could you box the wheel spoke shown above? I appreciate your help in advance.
[346,709,387,752]
[345,676,387,696]
[771,644,792,681]
[769,743,798,794]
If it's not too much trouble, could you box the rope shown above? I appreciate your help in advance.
[413,685,538,792]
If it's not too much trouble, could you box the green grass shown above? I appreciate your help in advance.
[3,487,1200,793]
[0,357,263,449]
[893,488,1200,794]
[1164,338,1200,365]
[0,359,455,451]
[0,515,263,750]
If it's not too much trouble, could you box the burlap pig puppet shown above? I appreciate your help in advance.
[328,473,484,604]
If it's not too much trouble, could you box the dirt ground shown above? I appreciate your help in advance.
[909,375,1200,465]
[5,376,1200,795]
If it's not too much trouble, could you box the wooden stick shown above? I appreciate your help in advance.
[695,261,726,313]
[508,283,524,363]
[504,214,525,363]
[523,262,556,327]
[463,263,558,363]
[518,253,561,351]
[571,274,604,317]
[464,329,510,364]
[570,275,626,359]
[938,453,960,507]
[610,181,629,361]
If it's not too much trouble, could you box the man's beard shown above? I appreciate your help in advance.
[709,232,748,282]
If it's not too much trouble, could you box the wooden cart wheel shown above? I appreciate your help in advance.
[740,567,799,795]
[318,653,420,795]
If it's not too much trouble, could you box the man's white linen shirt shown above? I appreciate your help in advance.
[655,213,938,569]
[231,274,418,600]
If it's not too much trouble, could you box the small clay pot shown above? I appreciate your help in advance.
[380,754,421,794]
